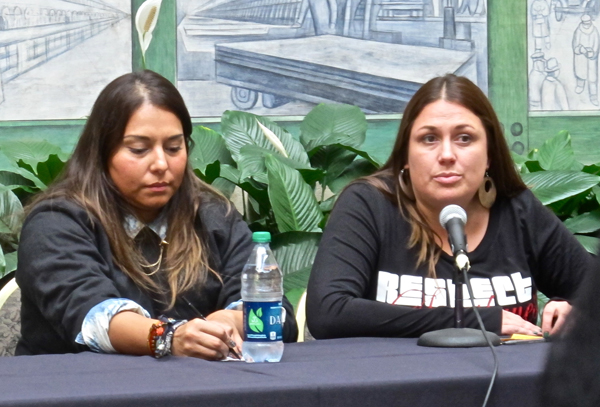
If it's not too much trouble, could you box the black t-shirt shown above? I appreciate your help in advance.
[307,182,593,339]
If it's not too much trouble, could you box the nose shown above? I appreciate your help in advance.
[150,147,168,173]
[439,137,456,163]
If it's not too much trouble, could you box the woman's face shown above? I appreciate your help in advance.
[405,99,489,212]
[108,103,187,223]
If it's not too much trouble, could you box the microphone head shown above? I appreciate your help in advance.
[439,204,467,228]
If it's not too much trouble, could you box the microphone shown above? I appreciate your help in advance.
[439,205,469,270]
[418,204,500,348]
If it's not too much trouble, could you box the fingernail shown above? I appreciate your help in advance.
[228,339,237,348]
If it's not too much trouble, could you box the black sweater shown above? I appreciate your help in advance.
[307,182,593,339]
[16,196,297,355]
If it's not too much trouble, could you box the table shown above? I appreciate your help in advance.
[0,338,548,407]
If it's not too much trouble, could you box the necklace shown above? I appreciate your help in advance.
[143,239,169,276]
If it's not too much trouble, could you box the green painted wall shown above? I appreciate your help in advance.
[0,0,597,164]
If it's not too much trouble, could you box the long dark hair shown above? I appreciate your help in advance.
[28,70,224,308]
[364,74,527,274]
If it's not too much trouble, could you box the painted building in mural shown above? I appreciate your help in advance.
[0,0,130,121]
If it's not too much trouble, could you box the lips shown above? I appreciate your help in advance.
[146,182,169,192]
[433,173,462,184]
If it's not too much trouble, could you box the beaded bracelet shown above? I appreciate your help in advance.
[148,316,188,359]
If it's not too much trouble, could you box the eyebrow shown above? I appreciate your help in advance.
[415,124,476,132]
[123,134,184,142]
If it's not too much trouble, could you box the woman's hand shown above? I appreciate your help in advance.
[171,313,242,360]
[541,300,571,335]
[501,310,542,336]
[206,309,243,353]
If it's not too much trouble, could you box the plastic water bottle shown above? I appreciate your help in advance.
[241,231,284,362]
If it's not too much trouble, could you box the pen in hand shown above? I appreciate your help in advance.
[183,297,242,360]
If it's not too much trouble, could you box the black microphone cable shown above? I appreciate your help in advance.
[463,266,499,407]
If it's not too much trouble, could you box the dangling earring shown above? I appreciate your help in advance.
[478,171,496,209]
[399,169,415,201]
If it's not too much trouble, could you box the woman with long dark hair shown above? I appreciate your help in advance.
[307,74,593,339]
[16,70,297,357]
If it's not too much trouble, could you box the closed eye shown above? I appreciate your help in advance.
[165,145,183,154]
[128,147,148,155]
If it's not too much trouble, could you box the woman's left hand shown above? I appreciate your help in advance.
[206,309,244,354]
[541,300,572,335]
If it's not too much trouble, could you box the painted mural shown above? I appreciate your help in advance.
[528,0,600,111]
[177,0,488,118]
[0,0,130,121]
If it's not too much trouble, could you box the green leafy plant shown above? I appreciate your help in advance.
[189,103,382,309]
[514,131,600,324]
[0,140,68,279]
[515,130,600,254]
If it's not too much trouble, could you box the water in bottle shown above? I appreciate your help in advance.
[241,231,284,362]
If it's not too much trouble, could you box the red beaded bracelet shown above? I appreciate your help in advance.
[148,317,188,358]
[148,321,167,356]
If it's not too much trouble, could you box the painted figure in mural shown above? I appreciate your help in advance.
[531,0,551,51]
[529,52,547,110]
[573,14,600,106]
[541,58,570,110]
[457,0,486,16]
[294,0,337,32]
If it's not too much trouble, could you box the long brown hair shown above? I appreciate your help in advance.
[28,70,225,308]
[364,74,527,274]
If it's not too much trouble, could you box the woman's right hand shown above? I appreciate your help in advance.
[501,310,542,336]
[171,318,238,360]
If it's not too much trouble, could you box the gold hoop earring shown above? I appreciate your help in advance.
[478,172,496,209]
[399,169,415,201]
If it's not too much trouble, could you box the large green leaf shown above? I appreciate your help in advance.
[300,103,367,152]
[265,155,323,233]
[328,159,378,193]
[594,185,600,205]
[511,152,529,173]
[563,209,600,234]
[219,164,240,184]
[239,178,270,216]
[573,136,600,166]
[342,145,384,167]
[221,111,309,165]
[0,189,23,236]
[0,245,5,279]
[0,139,69,166]
[574,235,600,254]
[189,126,233,175]
[521,171,600,205]
[35,154,66,187]
[282,266,312,312]
[211,178,236,198]
[310,145,357,186]
[3,251,17,276]
[0,152,46,190]
[238,145,313,185]
[537,131,582,171]
[271,231,321,276]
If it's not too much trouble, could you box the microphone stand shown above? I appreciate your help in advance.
[417,252,501,348]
